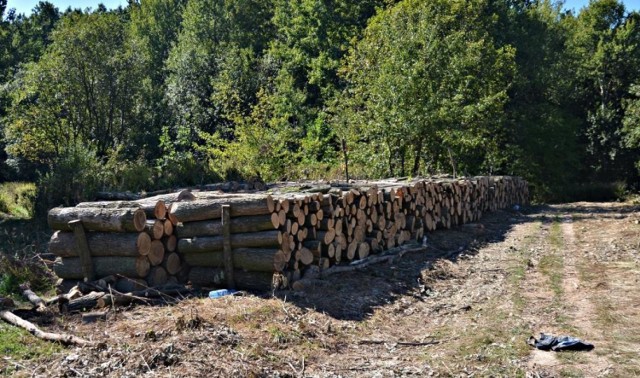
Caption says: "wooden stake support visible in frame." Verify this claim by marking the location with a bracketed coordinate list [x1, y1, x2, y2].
[69, 219, 94, 281]
[222, 205, 236, 289]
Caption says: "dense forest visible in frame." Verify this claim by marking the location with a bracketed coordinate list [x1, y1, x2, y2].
[0, 0, 639, 209]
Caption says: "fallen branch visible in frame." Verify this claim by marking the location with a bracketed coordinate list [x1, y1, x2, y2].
[293, 243, 424, 290]
[0, 310, 92, 346]
[322, 243, 422, 277]
[61, 291, 105, 313]
[19, 283, 47, 312]
[293, 242, 468, 291]
[358, 339, 440, 347]
[95, 285, 193, 309]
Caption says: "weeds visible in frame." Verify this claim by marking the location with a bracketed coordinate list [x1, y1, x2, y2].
[0, 254, 56, 297]
[0, 183, 36, 219]
[0, 322, 62, 375]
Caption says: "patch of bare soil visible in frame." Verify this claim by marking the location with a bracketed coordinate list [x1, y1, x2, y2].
[6, 201, 640, 377]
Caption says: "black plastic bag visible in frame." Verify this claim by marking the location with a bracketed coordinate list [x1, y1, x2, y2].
[528, 333, 594, 351]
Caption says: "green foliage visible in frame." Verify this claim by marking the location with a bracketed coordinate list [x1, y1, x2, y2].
[339, 0, 515, 177]
[5, 9, 145, 164]
[0, 321, 62, 369]
[1, 0, 640, 209]
[546, 181, 627, 203]
[0, 252, 55, 297]
[36, 142, 101, 209]
[623, 84, 640, 172]
[567, 0, 640, 182]
[0, 182, 36, 218]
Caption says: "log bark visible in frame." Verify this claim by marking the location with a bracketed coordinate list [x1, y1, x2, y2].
[49, 231, 145, 258]
[169, 196, 271, 223]
[53, 256, 150, 279]
[174, 214, 278, 238]
[188, 267, 274, 291]
[0, 310, 92, 346]
[69, 220, 94, 281]
[177, 230, 281, 254]
[19, 284, 46, 312]
[49, 207, 146, 233]
[221, 205, 235, 289]
[183, 248, 282, 272]
[62, 291, 104, 313]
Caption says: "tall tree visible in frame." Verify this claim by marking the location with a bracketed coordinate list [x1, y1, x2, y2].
[339, 0, 515, 177]
[486, 0, 583, 199]
[4, 11, 144, 164]
[165, 0, 274, 148]
[128, 0, 186, 158]
[568, 0, 640, 184]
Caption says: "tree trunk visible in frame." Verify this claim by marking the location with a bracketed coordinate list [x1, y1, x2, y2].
[183, 248, 282, 272]
[177, 230, 281, 254]
[169, 196, 271, 223]
[19, 284, 46, 312]
[412, 139, 423, 176]
[62, 291, 104, 313]
[48, 231, 146, 258]
[53, 256, 150, 279]
[48, 207, 146, 233]
[175, 214, 277, 238]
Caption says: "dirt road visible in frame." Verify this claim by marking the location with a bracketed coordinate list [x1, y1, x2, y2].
[6, 202, 640, 377]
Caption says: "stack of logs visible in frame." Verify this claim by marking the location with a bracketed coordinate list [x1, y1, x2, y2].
[48, 176, 528, 292]
[49, 198, 185, 292]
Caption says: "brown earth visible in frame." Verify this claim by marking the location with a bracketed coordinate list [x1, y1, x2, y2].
[3, 201, 640, 377]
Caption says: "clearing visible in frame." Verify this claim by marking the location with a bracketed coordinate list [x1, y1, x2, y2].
[2, 201, 639, 377]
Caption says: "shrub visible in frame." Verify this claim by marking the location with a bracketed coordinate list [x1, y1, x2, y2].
[0, 255, 55, 297]
[36, 143, 102, 213]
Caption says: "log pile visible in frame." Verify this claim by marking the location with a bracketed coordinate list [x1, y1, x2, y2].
[49, 197, 185, 290]
[48, 176, 528, 292]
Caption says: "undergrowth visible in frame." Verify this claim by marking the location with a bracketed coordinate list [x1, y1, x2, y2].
[0, 322, 62, 375]
[0, 183, 36, 219]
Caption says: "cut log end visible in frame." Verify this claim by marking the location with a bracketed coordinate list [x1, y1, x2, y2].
[133, 209, 147, 232]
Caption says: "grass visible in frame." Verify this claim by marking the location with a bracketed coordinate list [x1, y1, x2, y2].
[0, 322, 62, 375]
[0, 182, 55, 298]
[0, 183, 36, 219]
[509, 221, 542, 312]
[539, 219, 564, 299]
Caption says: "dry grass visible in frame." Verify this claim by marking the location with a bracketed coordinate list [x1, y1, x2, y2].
[4, 202, 640, 377]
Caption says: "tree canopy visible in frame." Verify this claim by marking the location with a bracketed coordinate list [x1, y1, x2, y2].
[0, 0, 639, 206]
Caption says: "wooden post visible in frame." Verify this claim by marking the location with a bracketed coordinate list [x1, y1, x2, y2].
[68, 220, 94, 281]
[221, 205, 236, 289]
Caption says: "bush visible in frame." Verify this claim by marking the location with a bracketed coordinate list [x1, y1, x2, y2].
[542, 181, 627, 203]
[0, 255, 55, 297]
[0, 183, 36, 218]
[36, 144, 102, 213]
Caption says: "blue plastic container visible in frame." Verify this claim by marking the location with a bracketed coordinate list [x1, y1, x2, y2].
[209, 289, 237, 299]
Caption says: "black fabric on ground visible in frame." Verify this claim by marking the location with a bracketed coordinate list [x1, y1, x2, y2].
[528, 333, 594, 351]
